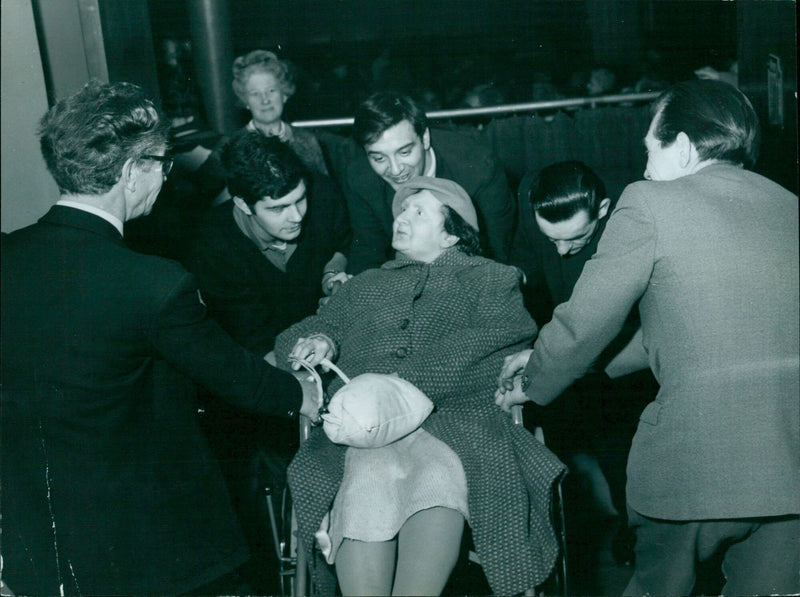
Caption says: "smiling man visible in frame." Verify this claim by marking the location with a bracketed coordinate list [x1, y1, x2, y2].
[342, 92, 515, 273]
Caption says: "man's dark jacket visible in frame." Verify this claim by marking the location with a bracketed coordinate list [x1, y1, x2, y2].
[182, 173, 351, 354]
[510, 173, 617, 325]
[509, 177, 640, 366]
[508, 176, 643, 458]
[1, 206, 301, 595]
[343, 127, 514, 273]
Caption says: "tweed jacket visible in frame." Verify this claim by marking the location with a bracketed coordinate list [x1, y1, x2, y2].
[274, 249, 566, 594]
[1, 206, 303, 595]
[342, 127, 515, 273]
[182, 173, 351, 354]
[522, 164, 800, 520]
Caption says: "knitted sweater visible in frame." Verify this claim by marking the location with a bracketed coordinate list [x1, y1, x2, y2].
[274, 249, 566, 594]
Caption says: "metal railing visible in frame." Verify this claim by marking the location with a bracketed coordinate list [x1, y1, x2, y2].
[291, 91, 661, 129]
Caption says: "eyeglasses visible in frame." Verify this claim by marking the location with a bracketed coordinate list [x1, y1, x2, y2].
[142, 154, 173, 176]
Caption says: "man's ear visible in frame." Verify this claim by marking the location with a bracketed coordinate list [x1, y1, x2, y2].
[122, 158, 137, 192]
[422, 127, 431, 150]
[597, 197, 612, 220]
[232, 196, 253, 216]
[676, 131, 693, 169]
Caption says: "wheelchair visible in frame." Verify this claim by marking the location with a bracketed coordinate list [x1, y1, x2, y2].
[262, 405, 568, 597]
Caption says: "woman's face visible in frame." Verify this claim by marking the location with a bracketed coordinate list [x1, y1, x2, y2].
[243, 71, 287, 126]
[392, 191, 457, 263]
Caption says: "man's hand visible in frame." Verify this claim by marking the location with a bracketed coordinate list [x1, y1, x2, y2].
[296, 373, 323, 422]
[496, 349, 533, 392]
[494, 374, 529, 412]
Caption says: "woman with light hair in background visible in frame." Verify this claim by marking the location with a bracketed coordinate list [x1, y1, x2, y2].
[196, 50, 331, 209]
[231, 49, 329, 175]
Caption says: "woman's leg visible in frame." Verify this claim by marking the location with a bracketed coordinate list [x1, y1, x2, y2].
[335, 538, 396, 596]
[392, 507, 465, 596]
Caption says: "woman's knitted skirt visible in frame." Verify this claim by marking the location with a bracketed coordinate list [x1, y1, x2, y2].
[316, 428, 469, 563]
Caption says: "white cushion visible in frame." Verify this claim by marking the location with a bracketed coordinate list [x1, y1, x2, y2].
[322, 373, 434, 448]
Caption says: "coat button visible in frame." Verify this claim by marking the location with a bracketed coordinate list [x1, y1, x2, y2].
[395, 347, 408, 358]
[400, 318, 410, 330]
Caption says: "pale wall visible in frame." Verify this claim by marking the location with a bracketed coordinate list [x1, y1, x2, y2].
[1, 0, 59, 233]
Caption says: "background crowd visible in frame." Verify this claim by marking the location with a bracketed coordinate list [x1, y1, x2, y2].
[155, 33, 738, 128]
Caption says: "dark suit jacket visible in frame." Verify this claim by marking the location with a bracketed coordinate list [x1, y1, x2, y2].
[523, 164, 800, 520]
[343, 127, 514, 273]
[509, 184, 638, 362]
[509, 171, 617, 322]
[1, 206, 302, 595]
[182, 173, 351, 354]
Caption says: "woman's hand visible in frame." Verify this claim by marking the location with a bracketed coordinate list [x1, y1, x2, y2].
[322, 271, 352, 296]
[288, 333, 336, 370]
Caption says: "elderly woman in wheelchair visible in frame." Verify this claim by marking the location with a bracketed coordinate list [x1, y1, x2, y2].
[275, 177, 565, 595]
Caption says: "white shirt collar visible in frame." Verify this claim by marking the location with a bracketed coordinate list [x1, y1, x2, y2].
[56, 200, 124, 236]
[246, 119, 286, 138]
[424, 146, 436, 177]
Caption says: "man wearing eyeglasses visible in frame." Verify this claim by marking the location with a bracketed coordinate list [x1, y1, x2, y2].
[1, 81, 321, 595]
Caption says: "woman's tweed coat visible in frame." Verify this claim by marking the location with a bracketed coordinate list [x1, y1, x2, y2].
[274, 249, 567, 594]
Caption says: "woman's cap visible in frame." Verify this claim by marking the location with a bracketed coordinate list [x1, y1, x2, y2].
[392, 176, 479, 231]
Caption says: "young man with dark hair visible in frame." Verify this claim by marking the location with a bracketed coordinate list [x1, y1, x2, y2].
[183, 131, 351, 351]
[510, 161, 653, 569]
[343, 91, 515, 273]
[511, 161, 613, 318]
[180, 131, 351, 591]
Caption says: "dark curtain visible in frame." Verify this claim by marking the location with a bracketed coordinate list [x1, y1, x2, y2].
[483, 104, 652, 200]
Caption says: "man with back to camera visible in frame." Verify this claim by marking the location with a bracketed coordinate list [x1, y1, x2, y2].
[0, 81, 321, 596]
[342, 91, 515, 273]
[496, 79, 799, 595]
